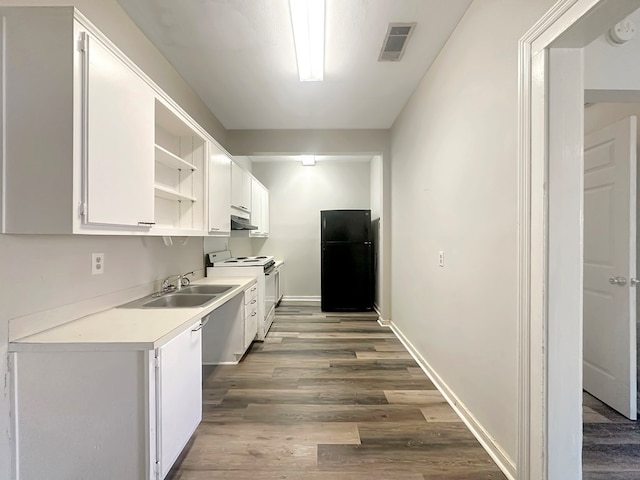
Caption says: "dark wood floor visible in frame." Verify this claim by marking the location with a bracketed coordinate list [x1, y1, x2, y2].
[583, 393, 640, 479]
[582, 328, 640, 480]
[167, 304, 506, 479]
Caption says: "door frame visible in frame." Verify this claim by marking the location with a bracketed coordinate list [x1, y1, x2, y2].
[517, 0, 640, 478]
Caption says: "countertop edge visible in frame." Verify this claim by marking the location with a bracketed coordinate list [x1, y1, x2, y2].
[9, 277, 257, 352]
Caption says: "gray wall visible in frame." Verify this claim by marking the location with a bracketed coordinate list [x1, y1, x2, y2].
[250, 161, 371, 300]
[0, 1, 228, 478]
[389, 0, 556, 465]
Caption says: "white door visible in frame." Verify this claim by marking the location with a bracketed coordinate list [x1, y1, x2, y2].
[583, 115, 637, 420]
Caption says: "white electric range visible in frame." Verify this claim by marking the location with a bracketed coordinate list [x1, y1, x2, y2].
[206, 251, 276, 340]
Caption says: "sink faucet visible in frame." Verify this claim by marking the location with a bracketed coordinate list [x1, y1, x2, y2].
[160, 271, 194, 293]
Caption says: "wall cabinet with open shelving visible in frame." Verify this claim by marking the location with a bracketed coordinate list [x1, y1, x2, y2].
[152, 101, 206, 235]
[0, 6, 267, 239]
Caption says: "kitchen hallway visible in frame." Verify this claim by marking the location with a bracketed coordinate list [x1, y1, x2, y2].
[167, 305, 506, 479]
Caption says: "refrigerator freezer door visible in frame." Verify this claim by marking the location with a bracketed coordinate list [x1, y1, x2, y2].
[321, 243, 374, 311]
[321, 210, 371, 243]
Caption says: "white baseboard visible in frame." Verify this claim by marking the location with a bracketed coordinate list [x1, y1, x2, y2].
[374, 304, 391, 326]
[280, 296, 321, 304]
[389, 321, 516, 480]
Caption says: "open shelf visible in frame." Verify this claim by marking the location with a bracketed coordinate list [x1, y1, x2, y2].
[154, 185, 197, 203]
[155, 144, 197, 172]
[153, 98, 205, 232]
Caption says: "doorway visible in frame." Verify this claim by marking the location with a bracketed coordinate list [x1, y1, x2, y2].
[582, 106, 640, 476]
[517, 0, 640, 478]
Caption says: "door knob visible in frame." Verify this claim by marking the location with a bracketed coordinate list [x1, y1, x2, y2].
[631, 278, 640, 287]
[609, 276, 628, 286]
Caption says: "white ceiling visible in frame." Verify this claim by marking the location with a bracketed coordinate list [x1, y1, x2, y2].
[116, 0, 472, 130]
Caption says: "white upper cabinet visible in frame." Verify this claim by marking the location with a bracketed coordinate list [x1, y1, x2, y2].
[0, 8, 157, 234]
[250, 179, 269, 237]
[0, 7, 210, 236]
[83, 31, 155, 228]
[208, 144, 232, 236]
[231, 162, 252, 215]
[262, 185, 270, 236]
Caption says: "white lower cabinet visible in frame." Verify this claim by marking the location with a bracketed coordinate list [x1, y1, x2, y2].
[11, 320, 203, 480]
[156, 323, 203, 478]
[244, 284, 259, 349]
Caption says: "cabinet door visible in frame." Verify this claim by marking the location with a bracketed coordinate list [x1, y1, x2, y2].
[82, 32, 155, 227]
[262, 186, 270, 235]
[209, 145, 231, 235]
[250, 181, 269, 237]
[241, 169, 252, 211]
[157, 323, 202, 478]
[250, 179, 263, 235]
[244, 304, 258, 349]
[231, 162, 251, 213]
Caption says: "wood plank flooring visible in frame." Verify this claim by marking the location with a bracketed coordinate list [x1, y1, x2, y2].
[582, 327, 640, 479]
[167, 305, 506, 479]
[583, 392, 640, 479]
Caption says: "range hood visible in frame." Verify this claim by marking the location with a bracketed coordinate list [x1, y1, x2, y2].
[230, 215, 258, 230]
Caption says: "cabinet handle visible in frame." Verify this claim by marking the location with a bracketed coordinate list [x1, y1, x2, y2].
[210, 227, 220, 231]
[138, 221, 156, 226]
[251, 299, 257, 304]
[250, 286, 257, 292]
[192, 323, 204, 332]
[251, 312, 257, 316]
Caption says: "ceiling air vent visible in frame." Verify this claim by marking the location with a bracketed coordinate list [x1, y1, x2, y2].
[378, 23, 416, 62]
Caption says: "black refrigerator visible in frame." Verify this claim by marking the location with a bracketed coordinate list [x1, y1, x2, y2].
[321, 209, 374, 311]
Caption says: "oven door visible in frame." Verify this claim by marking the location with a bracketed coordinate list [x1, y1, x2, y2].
[264, 269, 276, 326]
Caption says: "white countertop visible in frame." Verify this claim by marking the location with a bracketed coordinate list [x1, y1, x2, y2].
[9, 276, 257, 353]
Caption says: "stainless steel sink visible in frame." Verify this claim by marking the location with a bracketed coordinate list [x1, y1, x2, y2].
[142, 294, 217, 308]
[118, 291, 220, 309]
[178, 285, 235, 295]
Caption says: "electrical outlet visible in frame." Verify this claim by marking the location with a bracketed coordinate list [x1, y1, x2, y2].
[439, 251, 445, 267]
[92, 253, 105, 275]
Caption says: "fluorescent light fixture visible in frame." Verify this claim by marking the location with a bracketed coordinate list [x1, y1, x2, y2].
[289, 0, 325, 81]
[301, 155, 316, 166]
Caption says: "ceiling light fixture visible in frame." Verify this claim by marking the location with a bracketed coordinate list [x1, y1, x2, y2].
[301, 155, 316, 166]
[289, 0, 325, 81]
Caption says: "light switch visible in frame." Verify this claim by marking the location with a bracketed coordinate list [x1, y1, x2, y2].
[439, 251, 445, 267]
